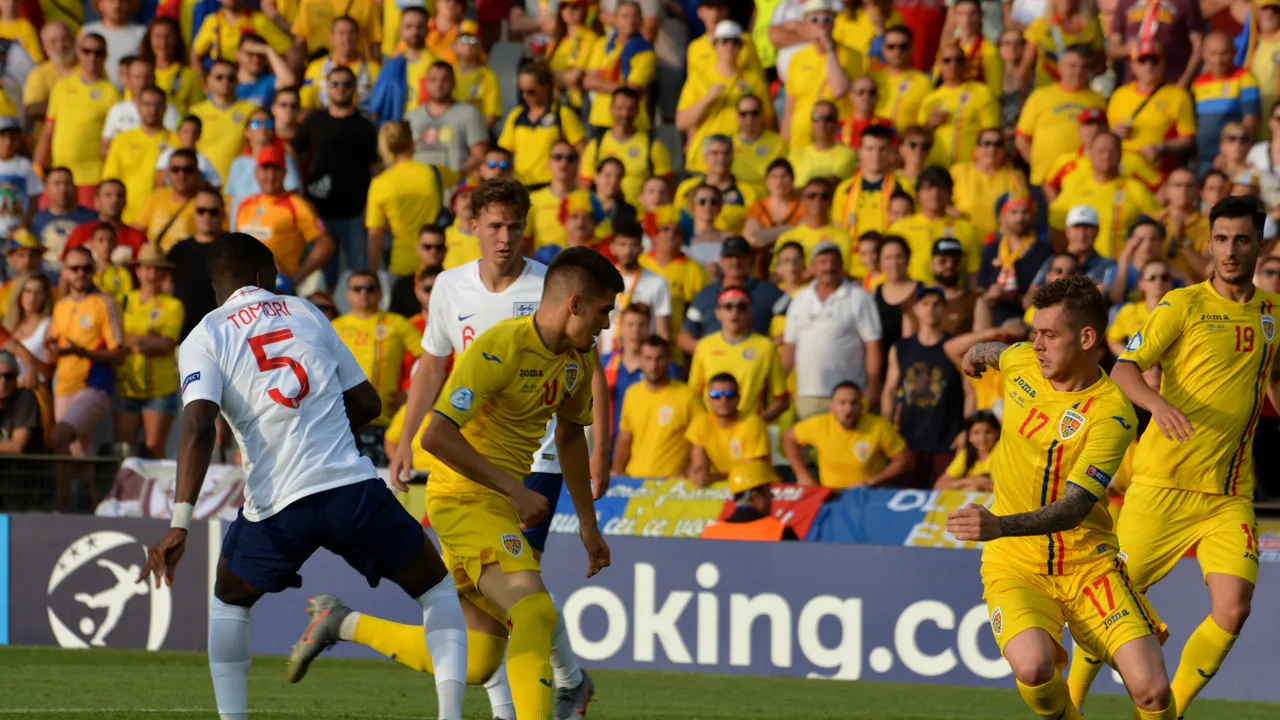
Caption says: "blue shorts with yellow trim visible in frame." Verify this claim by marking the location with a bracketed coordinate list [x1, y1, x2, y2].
[1117, 484, 1259, 590]
[521, 472, 564, 553]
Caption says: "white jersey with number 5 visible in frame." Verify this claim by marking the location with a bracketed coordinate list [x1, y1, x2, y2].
[422, 259, 563, 473]
[179, 286, 377, 522]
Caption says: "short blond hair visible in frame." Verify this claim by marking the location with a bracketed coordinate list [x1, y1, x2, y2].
[378, 121, 414, 164]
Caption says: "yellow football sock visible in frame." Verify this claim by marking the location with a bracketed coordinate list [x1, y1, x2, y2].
[505, 592, 557, 720]
[1171, 615, 1237, 716]
[352, 615, 507, 683]
[1066, 648, 1105, 710]
[1016, 675, 1084, 720]
[1133, 704, 1177, 719]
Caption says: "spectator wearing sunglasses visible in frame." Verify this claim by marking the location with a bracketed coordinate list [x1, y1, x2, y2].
[953, 128, 1030, 242]
[783, 0, 859, 153]
[526, 141, 587, 251]
[841, 75, 893, 151]
[1107, 41, 1195, 186]
[407, 61, 488, 177]
[581, 87, 673, 205]
[789, 100, 855, 187]
[1106, 258, 1176, 359]
[497, 61, 587, 187]
[871, 25, 930, 131]
[942, 0, 1000, 99]
[731, 94, 786, 187]
[674, 135, 762, 236]
[478, 147, 515, 181]
[676, 20, 771, 176]
[776, 178, 852, 271]
[783, 380, 912, 488]
[136, 149, 203, 250]
[166, 188, 225, 341]
[34, 33, 120, 208]
[226, 108, 301, 228]
[1191, 32, 1259, 176]
[450, 20, 501, 129]
[689, 287, 789, 421]
[388, 226, 446, 317]
[684, 372, 771, 487]
[919, 42, 999, 168]
[154, 116, 224, 189]
[301, 17, 381, 113]
[895, 125, 932, 185]
[188, 59, 259, 182]
[0, 349, 43, 454]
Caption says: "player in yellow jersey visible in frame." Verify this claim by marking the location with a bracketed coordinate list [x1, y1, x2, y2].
[1065, 196, 1279, 718]
[947, 274, 1174, 720]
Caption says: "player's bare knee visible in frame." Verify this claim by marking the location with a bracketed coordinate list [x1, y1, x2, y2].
[214, 562, 262, 608]
[1212, 598, 1251, 634]
[1129, 677, 1172, 711]
[1007, 653, 1057, 686]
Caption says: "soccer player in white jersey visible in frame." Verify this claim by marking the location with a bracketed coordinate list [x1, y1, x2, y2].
[136, 233, 471, 720]
[287, 179, 608, 720]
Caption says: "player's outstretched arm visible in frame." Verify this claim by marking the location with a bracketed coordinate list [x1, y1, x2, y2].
[946, 484, 1097, 542]
[556, 417, 610, 578]
[137, 399, 219, 589]
[389, 352, 450, 490]
[421, 412, 550, 525]
[960, 341, 1009, 379]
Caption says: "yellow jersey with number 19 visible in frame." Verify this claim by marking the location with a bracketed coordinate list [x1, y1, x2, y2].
[1117, 282, 1280, 498]
[984, 343, 1137, 576]
[431, 316, 595, 498]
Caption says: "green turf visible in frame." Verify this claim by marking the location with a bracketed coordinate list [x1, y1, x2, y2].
[0, 646, 1276, 719]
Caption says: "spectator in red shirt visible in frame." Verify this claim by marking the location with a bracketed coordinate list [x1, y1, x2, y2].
[897, 0, 948, 71]
[842, 76, 894, 148]
[61, 180, 147, 261]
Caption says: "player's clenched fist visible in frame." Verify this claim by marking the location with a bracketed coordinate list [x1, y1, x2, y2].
[581, 526, 611, 578]
[514, 487, 551, 529]
[947, 503, 1002, 542]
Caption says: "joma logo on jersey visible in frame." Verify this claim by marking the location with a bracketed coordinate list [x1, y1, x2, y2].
[1200, 313, 1230, 322]
[519, 369, 544, 378]
[1102, 608, 1130, 630]
[1059, 409, 1086, 440]
[1012, 376, 1037, 398]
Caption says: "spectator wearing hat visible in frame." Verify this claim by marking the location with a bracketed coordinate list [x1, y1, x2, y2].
[102, 85, 177, 226]
[789, 100, 856, 187]
[584, 1, 656, 137]
[29, 167, 95, 270]
[930, 237, 988, 335]
[1108, 0, 1202, 88]
[689, 286, 789, 420]
[1048, 131, 1159, 258]
[166, 188, 225, 341]
[1031, 204, 1117, 293]
[832, 125, 915, 277]
[776, 178, 853, 271]
[1018, 1, 1104, 90]
[0, 115, 40, 238]
[237, 145, 335, 287]
[0, 230, 45, 309]
[731, 94, 787, 187]
[366, 120, 445, 278]
[783, 0, 860, 153]
[952, 127, 1030, 242]
[1014, 45, 1105, 197]
[640, 205, 711, 355]
[688, 1, 764, 79]
[0, 349, 43, 454]
[919, 42, 999, 168]
[680, 236, 789, 356]
[677, 19, 772, 175]
[291, 0, 380, 61]
[450, 20, 501, 128]
[582, 87, 673, 205]
[1107, 40, 1195, 184]
[782, 240, 883, 419]
[135, 149, 202, 251]
[613, 334, 701, 478]
[300, 17, 382, 113]
[700, 459, 794, 540]
[1042, 107, 1160, 201]
[871, 25, 931, 130]
[1156, 167, 1211, 281]
[675, 135, 763, 236]
[226, 108, 303, 227]
[598, 218, 672, 355]
[113, 243, 182, 460]
[883, 284, 969, 486]
[887, 167, 979, 282]
[188, 59, 259, 182]
[406, 61, 488, 178]
[977, 197, 1052, 325]
[1192, 31, 1260, 176]
[783, 380, 913, 488]
[685, 372, 773, 487]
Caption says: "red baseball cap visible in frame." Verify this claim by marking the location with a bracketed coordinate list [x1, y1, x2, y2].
[257, 145, 286, 168]
[1131, 39, 1162, 61]
[1077, 108, 1107, 126]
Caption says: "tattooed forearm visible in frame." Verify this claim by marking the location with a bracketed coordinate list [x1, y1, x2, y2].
[967, 342, 1009, 371]
[997, 484, 1098, 537]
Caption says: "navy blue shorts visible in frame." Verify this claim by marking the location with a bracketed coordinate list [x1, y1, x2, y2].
[221, 478, 426, 594]
[521, 472, 564, 552]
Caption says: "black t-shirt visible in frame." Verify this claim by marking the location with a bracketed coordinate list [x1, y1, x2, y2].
[167, 238, 216, 341]
[0, 388, 44, 453]
[292, 111, 379, 219]
[387, 274, 420, 318]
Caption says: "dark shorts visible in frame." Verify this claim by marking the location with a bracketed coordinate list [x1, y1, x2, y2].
[221, 478, 425, 594]
[521, 472, 564, 552]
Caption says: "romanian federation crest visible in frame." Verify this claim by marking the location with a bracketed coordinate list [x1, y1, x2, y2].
[563, 361, 580, 392]
[1059, 409, 1086, 440]
[853, 440, 871, 463]
[990, 607, 1003, 637]
[1263, 314, 1275, 343]
[657, 405, 673, 426]
[500, 533, 524, 557]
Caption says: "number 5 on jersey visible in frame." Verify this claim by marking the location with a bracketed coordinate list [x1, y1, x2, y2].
[249, 330, 311, 408]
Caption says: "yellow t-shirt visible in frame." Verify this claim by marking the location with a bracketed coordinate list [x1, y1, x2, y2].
[834, 9, 904, 58]
[619, 379, 703, 477]
[496, 105, 588, 187]
[685, 33, 764, 84]
[1119, 283, 1280, 498]
[93, 264, 134, 309]
[116, 290, 184, 399]
[332, 311, 423, 426]
[136, 188, 198, 250]
[1046, 148, 1161, 196]
[443, 225, 480, 270]
[103, 128, 180, 226]
[192, 10, 293, 62]
[984, 342, 1136, 576]
[673, 176, 763, 236]
[683, 412, 771, 474]
[638, 252, 711, 346]
[792, 412, 907, 489]
[917, 81, 1000, 167]
[585, 38, 655, 130]
[687, 332, 787, 418]
[190, 99, 258, 181]
[1252, 33, 1280, 140]
[1015, 83, 1107, 184]
[732, 131, 787, 187]
[49, 292, 123, 398]
[291, 0, 381, 55]
[832, 172, 916, 272]
[526, 187, 571, 249]
[775, 224, 854, 274]
[887, 213, 981, 281]
[1106, 83, 1196, 179]
[403, 50, 438, 115]
[580, 130, 673, 205]
[547, 26, 600, 108]
[676, 64, 772, 173]
[453, 66, 502, 122]
[1023, 16, 1105, 89]
[787, 43, 863, 152]
[788, 143, 857, 187]
[943, 448, 994, 479]
[48, 74, 120, 185]
[365, 160, 443, 276]
[1106, 301, 1151, 346]
[1048, 175, 1159, 258]
[431, 316, 595, 496]
[950, 163, 1030, 242]
[0, 18, 43, 62]
[153, 64, 206, 117]
[872, 67, 932, 130]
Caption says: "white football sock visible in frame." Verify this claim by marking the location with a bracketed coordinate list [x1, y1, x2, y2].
[337, 611, 362, 641]
[484, 657, 515, 720]
[209, 597, 251, 720]
[550, 595, 583, 688]
[415, 575, 467, 720]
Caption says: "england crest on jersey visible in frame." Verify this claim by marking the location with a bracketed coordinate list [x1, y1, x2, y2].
[1262, 314, 1275, 343]
[564, 361, 580, 392]
[1059, 409, 1087, 440]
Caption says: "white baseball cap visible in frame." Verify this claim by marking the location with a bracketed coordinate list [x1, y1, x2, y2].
[1066, 205, 1100, 227]
[712, 20, 743, 41]
[802, 0, 836, 15]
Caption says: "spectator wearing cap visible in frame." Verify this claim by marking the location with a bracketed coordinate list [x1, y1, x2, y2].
[782, 240, 883, 419]
[688, 1, 764, 80]
[1031, 204, 1117, 293]
[226, 107, 303, 228]
[919, 41, 999, 168]
[1042, 107, 1159, 202]
[731, 94, 787, 187]
[887, 167, 979, 283]
[952, 127, 1030, 242]
[977, 197, 1051, 324]
[237, 145, 335, 287]
[366, 120, 445, 278]
[0, 349, 44, 454]
[1018, 2, 1104, 90]
[1107, 41, 1196, 184]
[940, 0, 1000, 99]
[166, 188, 225, 341]
[529, 141, 588, 250]
[450, 20, 500, 129]
[675, 135, 763, 236]
[684, 372, 773, 487]
[612, 333, 699, 478]
[0, 230, 45, 309]
[677, 19, 772, 176]
[883, 284, 969, 486]
[700, 460, 794, 541]
[832, 125, 915, 277]
[189, 60, 259, 182]
[1013, 45, 1104, 196]
[783, 380, 913, 488]
[679, 236, 789, 356]
[689, 285, 789, 421]
[102, 85, 177, 226]
[640, 205, 711, 358]
[114, 243, 182, 459]
[1106, 257, 1175, 359]
[783, 0, 860, 153]
[871, 26, 931, 130]
[29, 168, 95, 270]
[930, 237, 989, 335]
[34, 32, 120, 207]
[789, 100, 856, 187]
[0, 115, 40, 238]
[1049, 131, 1159, 258]
[62, 181, 147, 265]
[190, 0, 292, 71]
[584, 1, 656, 137]
[135, 149, 202, 250]
[1192, 32, 1260, 176]
[599, 219, 673, 355]
[1156, 167, 1211, 281]
[776, 178, 853, 272]
[406, 61, 488, 178]
[1108, 0, 1202, 88]
[582, 87, 673, 205]
[301, 17, 382, 113]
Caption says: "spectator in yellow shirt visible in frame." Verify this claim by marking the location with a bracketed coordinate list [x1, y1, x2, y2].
[777, 178, 854, 271]
[933, 410, 999, 491]
[688, 286, 789, 421]
[188, 60, 257, 181]
[832, 126, 915, 273]
[113, 244, 183, 460]
[1048, 131, 1159, 258]
[0, 0, 42, 62]
[366, 120, 443, 276]
[543, 0, 599, 113]
[300, 16, 382, 112]
[887, 167, 980, 282]
[583, 0, 656, 135]
[675, 19, 772, 174]
[919, 42, 1000, 168]
[1107, 40, 1196, 184]
[140, 18, 206, 117]
[1156, 167, 1211, 281]
[496, 62, 587, 187]
[639, 206, 711, 349]
[291, 0, 381, 60]
[684, 371, 772, 487]
[190, 0, 293, 70]
[943, 0, 1000, 99]
[102, 85, 178, 225]
[872, 26, 931, 130]
[1018, 0, 1104, 89]
[612, 335, 703, 478]
[731, 94, 787, 187]
[674, 135, 763, 236]
[236, 145, 334, 284]
[789, 100, 856, 187]
[952, 127, 1030, 241]
[135, 149, 202, 250]
[23, 21, 77, 134]
[87, 222, 133, 307]
[783, 0, 859, 152]
[35, 32, 120, 205]
[782, 381, 914, 489]
[451, 20, 500, 128]
[686, 0, 763, 80]
[443, 187, 480, 269]
[1013, 46, 1106, 189]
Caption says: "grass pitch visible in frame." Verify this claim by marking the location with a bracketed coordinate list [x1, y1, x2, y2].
[0, 646, 1277, 719]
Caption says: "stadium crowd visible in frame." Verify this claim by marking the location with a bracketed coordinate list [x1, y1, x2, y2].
[3, 0, 1280, 512]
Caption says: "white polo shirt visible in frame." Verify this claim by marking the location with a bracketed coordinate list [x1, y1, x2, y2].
[783, 279, 883, 397]
[597, 267, 672, 355]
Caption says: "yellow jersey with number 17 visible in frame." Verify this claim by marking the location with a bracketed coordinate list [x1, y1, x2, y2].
[432, 316, 595, 498]
[983, 343, 1137, 576]
[1117, 282, 1280, 498]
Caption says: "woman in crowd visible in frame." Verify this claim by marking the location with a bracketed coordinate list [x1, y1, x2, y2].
[444, 185, 480, 269]
[685, 183, 732, 271]
[1109, 217, 1176, 305]
[114, 246, 184, 461]
[934, 411, 1000, 491]
[873, 236, 920, 365]
[772, 241, 809, 298]
[2, 272, 54, 382]
[592, 157, 638, 227]
[497, 61, 587, 187]
[139, 17, 205, 116]
[545, 0, 599, 113]
[365, 121, 444, 278]
[1107, 259, 1177, 360]
[743, 158, 802, 267]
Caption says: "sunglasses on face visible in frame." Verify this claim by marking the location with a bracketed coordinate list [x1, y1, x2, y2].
[978, 139, 1002, 148]
[210, 73, 233, 81]
[906, 141, 932, 150]
[812, 114, 838, 123]
[195, 206, 221, 216]
[804, 191, 832, 200]
[328, 79, 355, 88]
[853, 88, 877, 96]
[486, 159, 511, 169]
[1049, 265, 1073, 275]
[350, 284, 378, 293]
[79, 46, 106, 56]
[708, 389, 738, 399]
[170, 165, 196, 174]
[64, 264, 92, 273]
[941, 56, 964, 65]
[0, 370, 17, 380]
[551, 152, 579, 162]
[421, 243, 446, 251]
[1225, 134, 1250, 144]
[884, 42, 907, 51]
[458, 35, 480, 45]
[695, 197, 721, 206]
[1136, 56, 1159, 65]
[249, 119, 274, 130]
[806, 15, 833, 24]
[718, 302, 749, 312]
[738, 108, 761, 117]
[1144, 273, 1171, 281]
